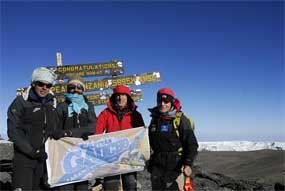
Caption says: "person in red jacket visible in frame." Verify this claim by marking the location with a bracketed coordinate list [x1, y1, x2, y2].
[95, 85, 145, 191]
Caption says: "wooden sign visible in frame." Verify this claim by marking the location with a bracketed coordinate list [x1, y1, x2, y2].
[50, 72, 161, 95]
[49, 61, 124, 79]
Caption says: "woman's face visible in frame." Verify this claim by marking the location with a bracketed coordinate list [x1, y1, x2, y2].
[157, 95, 173, 113]
[116, 94, 128, 108]
[157, 99, 172, 113]
[67, 83, 84, 94]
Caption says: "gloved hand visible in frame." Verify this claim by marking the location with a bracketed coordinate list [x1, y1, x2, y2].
[81, 132, 92, 141]
[52, 130, 72, 140]
[29, 149, 48, 162]
[51, 130, 64, 140]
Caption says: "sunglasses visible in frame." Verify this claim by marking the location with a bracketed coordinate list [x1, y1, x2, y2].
[35, 81, 52, 88]
[67, 83, 84, 91]
[157, 97, 172, 104]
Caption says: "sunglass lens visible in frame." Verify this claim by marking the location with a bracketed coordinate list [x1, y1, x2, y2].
[46, 84, 52, 88]
[164, 98, 171, 103]
[157, 97, 171, 104]
[36, 81, 52, 88]
[37, 82, 44, 87]
[67, 84, 84, 93]
[67, 84, 76, 90]
[76, 84, 84, 90]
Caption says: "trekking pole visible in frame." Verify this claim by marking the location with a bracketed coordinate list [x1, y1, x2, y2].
[183, 176, 194, 191]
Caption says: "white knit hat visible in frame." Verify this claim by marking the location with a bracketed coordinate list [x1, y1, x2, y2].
[32, 67, 57, 85]
[68, 79, 85, 91]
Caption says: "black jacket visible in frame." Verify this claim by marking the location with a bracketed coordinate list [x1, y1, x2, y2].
[7, 87, 58, 165]
[148, 107, 198, 169]
[56, 96, 97, 138]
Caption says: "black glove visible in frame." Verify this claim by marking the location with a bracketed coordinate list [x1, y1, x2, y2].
[81, 132, 92, 141]
[29, 149, 48, 162]
[51, 130, 64, 140]
[52, 130, 72, 140]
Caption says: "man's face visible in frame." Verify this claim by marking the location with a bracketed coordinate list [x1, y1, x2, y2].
[157, 94, 173, 113]
[116, 94, 128, 108]
[33, 81, 52, 97]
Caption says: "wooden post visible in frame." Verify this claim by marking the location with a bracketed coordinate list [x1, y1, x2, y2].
[56, 52, 63, 66]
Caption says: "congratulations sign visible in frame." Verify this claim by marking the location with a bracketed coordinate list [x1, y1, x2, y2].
[45, 127, 150, 187]
[49, 61, 124, 78]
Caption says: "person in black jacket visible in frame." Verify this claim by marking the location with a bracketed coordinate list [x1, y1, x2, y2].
[52, 77, 97, 191]
[7, 67, 58, 191]
[148, 88, 198, 191]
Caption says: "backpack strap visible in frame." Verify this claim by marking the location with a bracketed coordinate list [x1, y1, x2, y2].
[174, 112, 195, 129]
[173, 112, 183, 138]
[173, 112, 196, 156]
[173, 112, 183, 156]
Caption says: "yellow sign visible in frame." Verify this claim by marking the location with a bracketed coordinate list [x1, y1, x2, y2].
[51, 72, 161, 94]
[49, 61, 124, 78]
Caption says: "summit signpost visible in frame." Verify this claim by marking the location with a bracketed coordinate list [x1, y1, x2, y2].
[50, 72, 160, 95]
[17, 53, 161, 106]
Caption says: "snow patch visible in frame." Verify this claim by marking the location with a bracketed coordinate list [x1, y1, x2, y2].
[198, 141, 285, 151]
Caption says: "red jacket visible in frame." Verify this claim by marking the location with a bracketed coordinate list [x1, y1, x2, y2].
[95, 101, 145, 134]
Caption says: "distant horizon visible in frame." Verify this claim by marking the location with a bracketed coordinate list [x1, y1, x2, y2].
[1, 132, 284, 143]
[1, 136, 285, 148]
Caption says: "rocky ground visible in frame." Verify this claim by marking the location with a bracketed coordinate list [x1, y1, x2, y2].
[137, 165, 284, 191]
[137, 150, 285, 191]
[196, 150, 284, 185]
[1, 143, 284, 190]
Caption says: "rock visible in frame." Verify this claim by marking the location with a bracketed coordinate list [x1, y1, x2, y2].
[0, 141, 13, 161]
[0, 141, 13, 190]
[137, 165, 275, 191]
[274, 183, 285, 191]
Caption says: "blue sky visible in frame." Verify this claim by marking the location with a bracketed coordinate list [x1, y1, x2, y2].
[1, 1, 284, 141]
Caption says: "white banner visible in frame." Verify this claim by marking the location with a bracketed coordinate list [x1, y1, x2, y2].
[45, 127, 150, 187]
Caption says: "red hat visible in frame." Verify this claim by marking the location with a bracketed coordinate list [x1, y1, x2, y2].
[113, 85, 131, 96]
[157, 88, 175, 98]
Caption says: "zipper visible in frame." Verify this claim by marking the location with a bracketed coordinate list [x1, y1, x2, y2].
[77, 117, 81, 128]
[119, 119, 123, 130]
[42, 106, 47, 144]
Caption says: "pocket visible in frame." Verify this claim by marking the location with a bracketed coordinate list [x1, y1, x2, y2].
[165, 153, 181, 170]
[153, 152, 181, 170]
